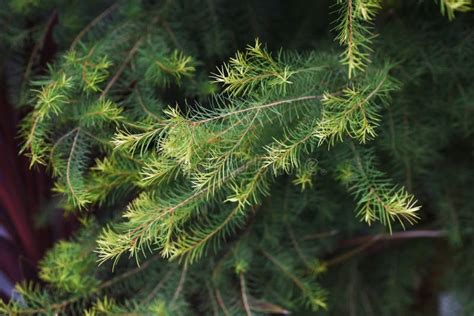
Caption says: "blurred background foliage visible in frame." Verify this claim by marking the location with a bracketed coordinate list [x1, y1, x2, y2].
[0, 0, 473, 315]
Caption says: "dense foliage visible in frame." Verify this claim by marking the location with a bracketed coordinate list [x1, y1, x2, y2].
[1, 0, 473, 315]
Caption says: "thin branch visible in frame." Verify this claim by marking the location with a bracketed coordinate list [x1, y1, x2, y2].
[20, 10, 58, 102]
[301, 230, 339, 241]
[215, 288, 231, 316]
[142, 270, 173, 304]
[283, 182, 312, 270]
[206, 281, 220, 316]
[340, 229, 446, 248]
[49, 127, 80, 164]
[358, 74, 386, 108]
[194, 95, 323, 125]
[22, 114, 43, 167]
[325, 229, 445, 267]
[176, 206, 240, 259]
[136, 88, 162, 121]
[324, 236, 380, 267]
[346, 0, 355, 78]
[287, 224, 313, 271]
[66, 128, 81, 205]
[240, 273, 252, 316]
[162, 20, 181, 49]
[126, 161, 254, 249]
[348, 141, 419, 230]
[195, 109, 260, 194]
[261, 249, 307, 293]
[70, 2, 120, 50]
[100, 37, 144, 98]
[99, 254, 161, 290]
[171, 262, 188, 304]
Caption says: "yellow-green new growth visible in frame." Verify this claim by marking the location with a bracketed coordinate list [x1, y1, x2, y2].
[145, 50, 196, 86]
[212, 39, 294, 96]
[335, 0, 381, 78]
[439, 0, 473, 20]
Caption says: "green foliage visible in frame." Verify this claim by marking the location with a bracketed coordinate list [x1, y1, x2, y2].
[337, 147, 420, 231]
[39, 241, 99, 294]
[2, 0, 474, 315]
[316, 64, 399, 145]
[141, 49, 196, 87]
[439, 0, 473, 20]
[335, 0, 381, 78]
[213, 39, 294, 96]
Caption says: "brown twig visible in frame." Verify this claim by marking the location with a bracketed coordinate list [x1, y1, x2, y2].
[70, 2, 120, 50]
[339, 229, 445, 248]
[171, 261, 188, 304]
[324, 229, 445, 267]
[240, 273, 252, 316]
[142, 270, 173, 304]
[20, 10, 58, 103]
[215, 288, 231, 316]
[100, 38, 144, 98]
